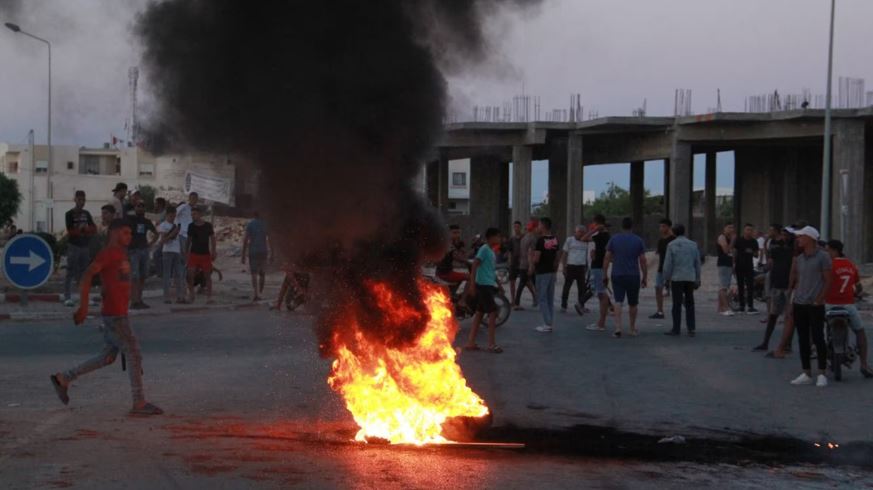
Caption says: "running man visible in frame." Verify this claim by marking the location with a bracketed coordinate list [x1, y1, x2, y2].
[50, 219, 163, 416]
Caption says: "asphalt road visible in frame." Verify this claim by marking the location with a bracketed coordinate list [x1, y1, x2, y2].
[1, 289, 872, 488]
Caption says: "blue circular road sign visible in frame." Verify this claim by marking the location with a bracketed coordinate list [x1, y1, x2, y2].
[2, 234, 55, 290]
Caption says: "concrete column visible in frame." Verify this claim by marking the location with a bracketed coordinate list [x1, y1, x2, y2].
[668, 140, 693, 236]
[629, 161, 644, 233]
[548, 138, 568, 240]
[512, 145, 533, 226]
[470, 156, 504, 236]
[566, 133, 584, 234]
[436, 154, 449, 215]
[663, 159, 671, 216]
[831, 119, 866, 261]
[704, 152, 717, 255]
[498, 160, 510, 234]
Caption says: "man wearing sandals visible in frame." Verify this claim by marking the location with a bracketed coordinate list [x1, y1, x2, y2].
[602, 217, 648, 337]
[464, 228, 504, 353]
[50, 219, 163, 416]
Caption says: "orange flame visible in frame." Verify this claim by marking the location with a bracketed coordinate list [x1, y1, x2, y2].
[327, 279, 489, 445]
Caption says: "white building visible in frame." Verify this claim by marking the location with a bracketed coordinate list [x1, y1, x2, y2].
[0, 142, 243, 234]
[447, 158, 470, 215]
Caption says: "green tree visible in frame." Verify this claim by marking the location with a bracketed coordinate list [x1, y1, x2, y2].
[0, 173, 22, 227]
[583, 182, 664, 220]
[531, 200, 551, 218]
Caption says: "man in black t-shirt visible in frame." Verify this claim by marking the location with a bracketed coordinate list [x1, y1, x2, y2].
[530, 217, 559, 332]
[127, 202, 158, 309]
[754, 227, 794, 350]
[584, 214, 612, 331]
[64, 190, 97, 306]
[733, 223, 760, 313]
[436, 225, 468, 285]
[651, 218, 676, 319]
[185, 206, 216, 303]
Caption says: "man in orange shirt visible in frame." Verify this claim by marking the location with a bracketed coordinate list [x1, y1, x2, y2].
[825, 240, 872, 378]
[50, 219, 164, 415]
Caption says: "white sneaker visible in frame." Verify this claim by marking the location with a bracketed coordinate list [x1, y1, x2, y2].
[535, 325, 553, 333]
[720, 310, 735, 316]
[816, 375, 828, 387]
[63, 299, 75, 307]
[586, 324, 605, 331]
[790, 373, 813, 385]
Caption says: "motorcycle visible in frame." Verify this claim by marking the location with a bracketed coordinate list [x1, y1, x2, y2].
[423, 271, 511, 327]
[825, 307, 858, 381]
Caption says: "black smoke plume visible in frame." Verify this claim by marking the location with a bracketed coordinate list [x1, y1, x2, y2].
[136, 0, 537, 350]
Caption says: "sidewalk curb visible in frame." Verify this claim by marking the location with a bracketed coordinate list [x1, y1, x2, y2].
[0, 289, 166, 304]
[0, 301, 267, 323]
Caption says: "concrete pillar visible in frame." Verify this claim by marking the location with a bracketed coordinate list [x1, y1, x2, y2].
[629, 161, 644, 233]
[548, 138, 568, 240]
[663, 159, 671, 216]
[498, 161, 510, 234]
[831, 119, 867, 261]
[668, 140, 693, 236]
[566, 133, 584, 233]
[436, 154, 450, 215]
[704, 152, 717, 255]
[470, 156, 504, 236]
[512, 145, 533, 226]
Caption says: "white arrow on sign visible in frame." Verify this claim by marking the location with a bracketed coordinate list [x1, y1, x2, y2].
[10, 251, 47, 272]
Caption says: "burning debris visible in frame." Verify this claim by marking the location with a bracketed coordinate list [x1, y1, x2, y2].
[136, 0, 539, 444]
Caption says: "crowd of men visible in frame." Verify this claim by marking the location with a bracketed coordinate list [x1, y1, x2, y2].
[441, 214, 869, 388]
[47, 184, 271, 416]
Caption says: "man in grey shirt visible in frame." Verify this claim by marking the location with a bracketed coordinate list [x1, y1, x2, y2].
[788, 226, 832, 387]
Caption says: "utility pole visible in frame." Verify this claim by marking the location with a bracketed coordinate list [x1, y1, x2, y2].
[820, 0, 835, 239]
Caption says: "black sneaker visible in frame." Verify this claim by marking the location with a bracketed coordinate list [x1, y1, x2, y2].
[687, 331, 696, 337]
[752, 344, 768, 351]
[664, 331, 680, 336]
[650, 312, 665, 319]
[746, 308, 759, 315]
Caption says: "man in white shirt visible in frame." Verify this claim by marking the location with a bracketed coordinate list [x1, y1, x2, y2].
[560, 225, 589, 315]
[174, 192, 198, 267]
[156, 206, 185, 303]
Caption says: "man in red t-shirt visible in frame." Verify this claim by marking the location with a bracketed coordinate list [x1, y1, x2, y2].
[50, 219, 164, 415]
[825, 239, 872, 378]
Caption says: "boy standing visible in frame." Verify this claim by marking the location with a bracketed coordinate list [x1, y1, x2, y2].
[50, 219, 163, 416]
[157, 206, 185, 303]
[464, 227, 503, 353]
[185, 206, 216, 303]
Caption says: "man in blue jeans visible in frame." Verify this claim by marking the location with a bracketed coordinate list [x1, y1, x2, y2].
[530, 217, 560, 333]
[602, 217, 647, 337]
[662, 224, 701, 337]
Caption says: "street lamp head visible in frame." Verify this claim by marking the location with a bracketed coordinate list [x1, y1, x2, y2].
[4, 22, 21, 32]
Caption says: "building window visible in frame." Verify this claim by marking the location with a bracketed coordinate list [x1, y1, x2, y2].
[138, 163, 155, 177]
[7, 161, 18, 173]
[451, 172, 466, 186]
[79, 155, 100, 175]
[115, 160, 121, 175]
[67, 161, 74, 170]
[35, 160, 48, 174]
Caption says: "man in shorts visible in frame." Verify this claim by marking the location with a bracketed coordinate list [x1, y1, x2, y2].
[185, 206, 216, 303]
[716, 224, 736, 315]
[584, 214, 611, 331]
[754, 227, 793, 351]
[824, 240, 872, 378]
[50, 219, 163, 416]
[242, 211, 271, 302]
[464, 227, 504, 353]
[602, 217, 647, 337]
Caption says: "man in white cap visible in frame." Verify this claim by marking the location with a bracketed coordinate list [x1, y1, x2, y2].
[787, 225, 832, 387]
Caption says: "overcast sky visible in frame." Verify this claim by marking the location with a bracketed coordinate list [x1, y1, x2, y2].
[2, 0, 871, 195]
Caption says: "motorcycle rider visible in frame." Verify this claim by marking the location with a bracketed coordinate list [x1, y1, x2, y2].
[824, 240, 873, 378]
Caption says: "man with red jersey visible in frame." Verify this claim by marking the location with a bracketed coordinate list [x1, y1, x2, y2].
[825, 239, 872, 378]
[50, 219, 163, 415]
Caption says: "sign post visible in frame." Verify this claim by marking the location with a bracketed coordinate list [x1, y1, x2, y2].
[2, 234, 55, 306]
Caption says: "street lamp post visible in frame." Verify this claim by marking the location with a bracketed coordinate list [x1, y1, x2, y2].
[819, 0, 835, 240]
[5, 22, 53, 232]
